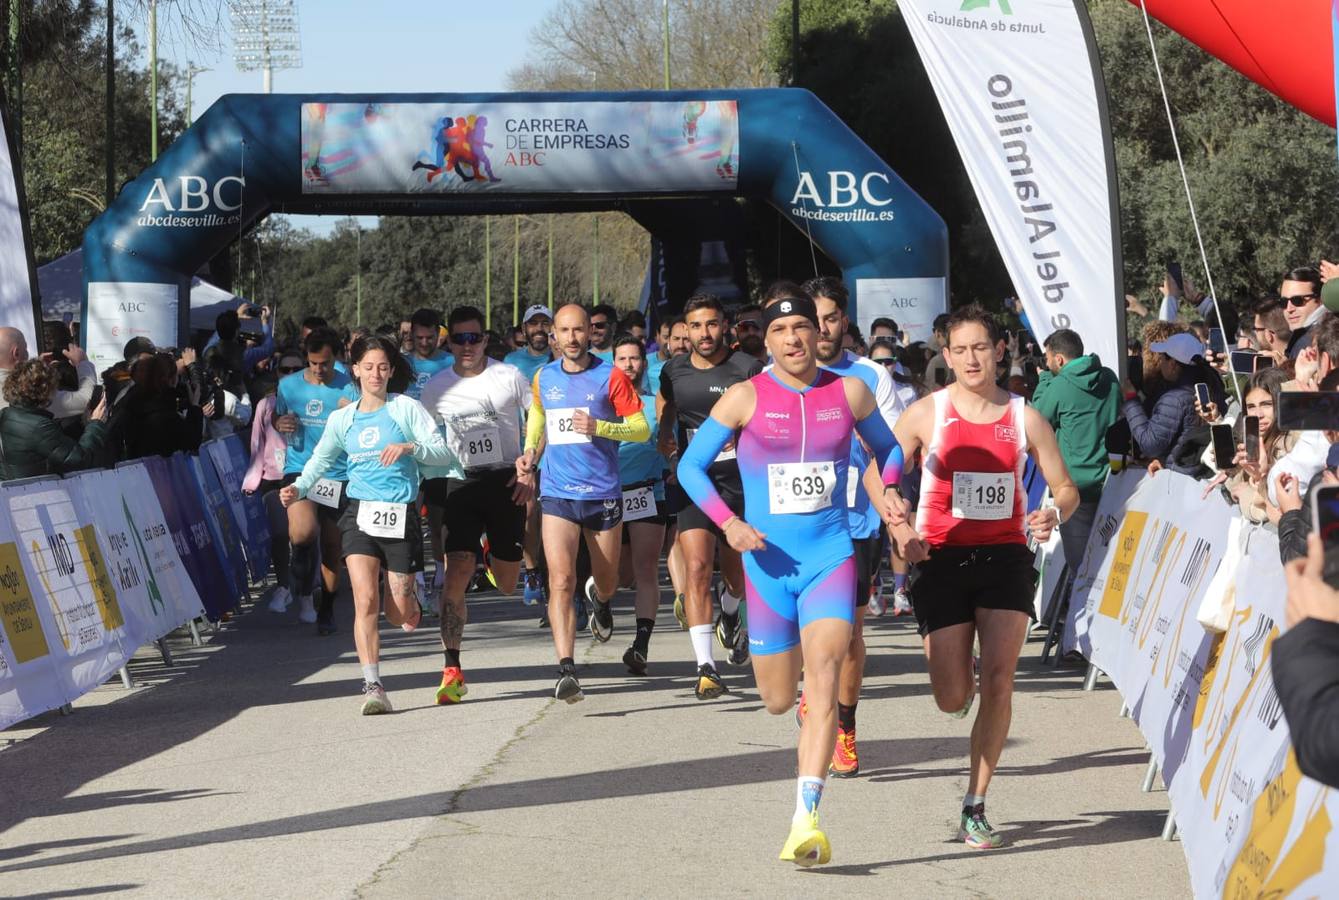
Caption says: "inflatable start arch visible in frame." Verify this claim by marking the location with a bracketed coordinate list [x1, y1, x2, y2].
[82, 89, 948, 365]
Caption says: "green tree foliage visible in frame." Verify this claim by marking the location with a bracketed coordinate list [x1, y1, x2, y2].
[772, 0, 1339, 315]
[11, 0, 187, 263]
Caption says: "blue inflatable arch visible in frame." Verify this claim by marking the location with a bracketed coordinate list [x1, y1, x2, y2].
[82, 88, 947, 364]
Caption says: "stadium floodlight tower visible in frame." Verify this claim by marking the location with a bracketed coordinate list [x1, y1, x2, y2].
[230, 0, 302, 94]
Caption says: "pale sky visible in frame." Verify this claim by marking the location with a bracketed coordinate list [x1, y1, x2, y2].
[130, 0, 551, 234]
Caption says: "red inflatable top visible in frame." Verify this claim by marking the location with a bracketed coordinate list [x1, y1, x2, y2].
[1127, 0, 1336, 127]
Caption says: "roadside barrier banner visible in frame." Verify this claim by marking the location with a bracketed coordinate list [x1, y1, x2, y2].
[205, 436, 271, 582]
[1, 451, 254, 729]
[1064, 470, 1337, 896]
[189, 453, 247, 603]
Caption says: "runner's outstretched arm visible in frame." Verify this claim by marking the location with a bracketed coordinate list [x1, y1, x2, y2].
[291, 408, 347, 499]
[853, 410, 904, 488]
[676, 416, 736, 528]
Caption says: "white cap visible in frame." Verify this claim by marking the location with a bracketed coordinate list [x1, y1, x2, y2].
[1149, 333, 1204, 365]
[522, 304, 553, 324]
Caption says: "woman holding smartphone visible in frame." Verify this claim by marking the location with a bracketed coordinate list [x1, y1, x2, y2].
[280, 334, 459, 716]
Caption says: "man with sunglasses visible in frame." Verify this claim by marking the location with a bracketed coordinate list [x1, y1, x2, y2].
[1251, 297, 1293, 364]
[420, 306, 534, 705]
[732, 303, 767, 364]
[589, 303, 618, 361]
[1281, 266, 1326, 359]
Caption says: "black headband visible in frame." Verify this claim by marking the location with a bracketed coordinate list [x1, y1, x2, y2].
[762, 296, 819, 330]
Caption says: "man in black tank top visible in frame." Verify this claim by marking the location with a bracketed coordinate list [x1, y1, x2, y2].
[658, 294, 763, 697]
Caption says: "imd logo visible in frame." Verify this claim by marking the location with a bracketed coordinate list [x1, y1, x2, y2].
[305, 399, 324, 417]
[357, 426, 381, 449]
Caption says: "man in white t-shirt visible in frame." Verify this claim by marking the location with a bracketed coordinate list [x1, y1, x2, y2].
[419, 305, 533, 706]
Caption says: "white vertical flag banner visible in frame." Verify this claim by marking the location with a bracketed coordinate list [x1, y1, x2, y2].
[0, 103, 41, 353]
[899, 0, 1124, 371]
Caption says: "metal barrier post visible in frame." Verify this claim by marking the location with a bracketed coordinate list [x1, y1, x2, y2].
[118, 666, 134, 689]
[156, 638, 173, 667]
[188, 618, 202, 647]
[1083, 663, 1101, 691]
[1141, 757, 1159, 792]
[1161, 809, 1177, 841]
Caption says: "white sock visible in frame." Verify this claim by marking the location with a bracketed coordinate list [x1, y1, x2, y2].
[963, 792, 985, 809]
[362, 663, 380, 686]
[720, 588, 741, 617]
[795, 776, 825, 822]
[689, 624, 715, 668]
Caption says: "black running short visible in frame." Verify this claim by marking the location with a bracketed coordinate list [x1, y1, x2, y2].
[908, 543, 1037, 637]
[282, 472, 347, 524]
[338, 498, 424, 574]
[667, 475, 744, 540]
[852, 534, 883, 609]
[436, 469, 526, 562]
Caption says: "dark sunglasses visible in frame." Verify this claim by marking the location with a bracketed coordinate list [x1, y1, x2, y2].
[873, 357, 897, 367]
[450, 331, 484, 345]
[1285, 293, 1318, 307]
[590, 320, 610, 330]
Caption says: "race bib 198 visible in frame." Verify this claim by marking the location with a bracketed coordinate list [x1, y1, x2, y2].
[767, 461, 836, 514]
[309, 478, 343, 509]
[357, 500, 408, 539]
[622, 485, 655, 522]
[951, 471, 1015, 521]
[546, 407, 591, 445]
[458, 425, 503, 467]
[687, 427, 736, 463]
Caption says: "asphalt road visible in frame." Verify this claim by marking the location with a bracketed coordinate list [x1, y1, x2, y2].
[1, 579, 1191, 898]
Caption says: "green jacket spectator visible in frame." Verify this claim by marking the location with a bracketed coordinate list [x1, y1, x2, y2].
[1031, 342, 1120, 503]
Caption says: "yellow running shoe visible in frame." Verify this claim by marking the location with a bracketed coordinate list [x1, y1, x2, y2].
[673, 593, 688, 630]
[779, 812, 831, 867]
[435, 666, 468, 705]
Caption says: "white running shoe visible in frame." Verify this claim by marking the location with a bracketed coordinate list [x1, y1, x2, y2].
[867, 586, 886, 617]
[892, 589, 913, 617]
[297, 594, 317, 624]
[267, 587, 293, 614]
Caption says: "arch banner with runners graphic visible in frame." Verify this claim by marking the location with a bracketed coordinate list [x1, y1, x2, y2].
[80, 89, 949, 363]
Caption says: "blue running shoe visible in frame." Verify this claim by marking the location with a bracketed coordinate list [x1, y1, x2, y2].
[523, 570, 543, 607]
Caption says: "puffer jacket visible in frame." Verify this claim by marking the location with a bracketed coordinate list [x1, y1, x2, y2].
[0, 404, 109, 480]
[1121, 370, 1204, 476]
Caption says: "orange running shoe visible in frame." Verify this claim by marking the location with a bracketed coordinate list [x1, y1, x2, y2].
[795, 691, 808, 728]
[830, 727, 859, 778]
[435, 666, 468, 705]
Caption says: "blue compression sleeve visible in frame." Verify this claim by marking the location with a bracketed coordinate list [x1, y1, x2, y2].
[854, 410, 905, 487]
[676, 416, 737, 528]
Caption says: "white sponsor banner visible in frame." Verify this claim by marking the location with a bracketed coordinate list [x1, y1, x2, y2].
[855, 277, 946, 345]
[3, 479, 129, 701]
[1063, 468, 1142, 656]
[86, 281, 179, 370]
[1063, 472, 1339, 894]
[115, 463, 204, 627]
[0, 485, 66, 728]
[899, 0, 1122, 370]
[0, 105, 38, 352]
[301, 101, 739, 195]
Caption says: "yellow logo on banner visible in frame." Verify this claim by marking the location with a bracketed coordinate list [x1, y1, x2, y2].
[1224, 751, 1330, 895]
[1199, 618, 1278, 805]
[75, 525, 123, 631]
[0, 542, 49, 663]
[1098, 511, 1148, 619]
[1136, 528, 1184, 648]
